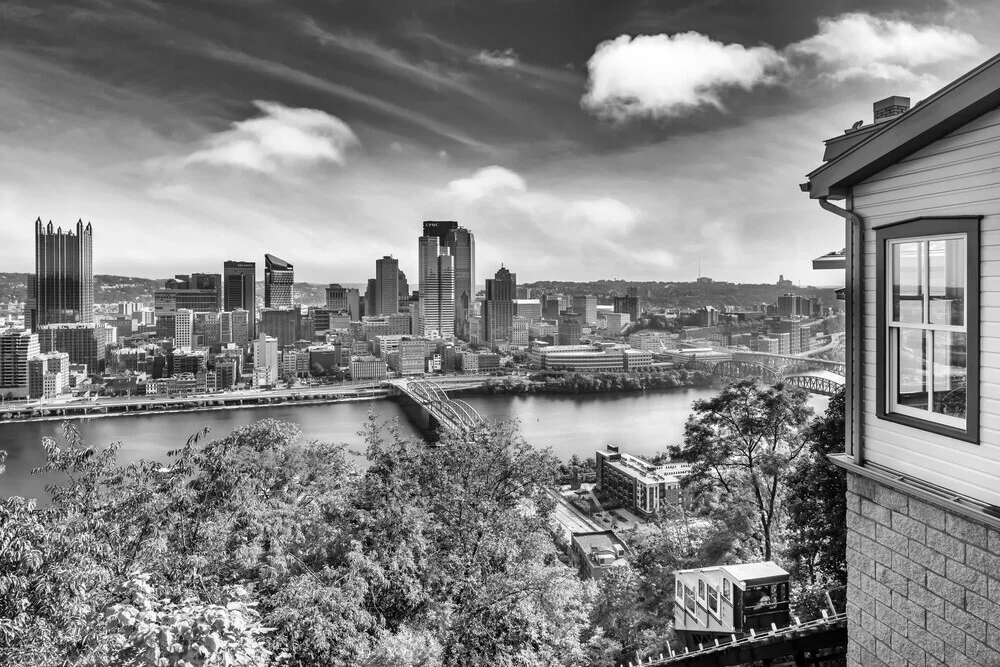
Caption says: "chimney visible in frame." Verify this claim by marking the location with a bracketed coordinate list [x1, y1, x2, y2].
[874, 95, 910, 123]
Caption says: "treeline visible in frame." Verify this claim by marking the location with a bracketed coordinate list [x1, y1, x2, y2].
[476, 369, 714, 395]
[1, 416, 659, 667]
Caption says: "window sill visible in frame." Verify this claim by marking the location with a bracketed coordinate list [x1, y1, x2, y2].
[828, 454, 1000, 529]
[876, 410, 977, 444]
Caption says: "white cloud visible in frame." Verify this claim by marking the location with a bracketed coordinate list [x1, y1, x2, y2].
[184, 101, 359, 173]
[582, 32, 785, 121]
[583, 13, 982, 121]
[566, 197, 639, 233]
[787, 13, 982, 82]
[471, 48, 519, 69]
[446, 165, 526, 200]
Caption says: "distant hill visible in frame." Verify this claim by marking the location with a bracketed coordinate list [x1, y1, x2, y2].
[520, 279, 839, 310]
[0, 273, 332, 308]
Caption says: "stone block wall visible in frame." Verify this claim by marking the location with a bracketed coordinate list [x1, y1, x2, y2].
[845, 472, 1000, 666]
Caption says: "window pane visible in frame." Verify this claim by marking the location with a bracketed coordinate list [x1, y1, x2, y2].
[893, 241, 925, 323]
[928, 238, 965, 326]
[897, 328, 928, 411]
[933, 331, 967, 419]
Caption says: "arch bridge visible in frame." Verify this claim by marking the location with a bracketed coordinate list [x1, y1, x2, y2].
[686, 360, 845, 396]
[732, 351, 845, 376]
[388, 378, 484, 433]
[782, 374, 844, 397]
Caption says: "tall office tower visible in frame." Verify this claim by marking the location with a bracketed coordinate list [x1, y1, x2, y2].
[325, 284, 361, 320]
[0, 330, 40, 398]
[175, 309, 194, 352]
[264, 254, 294, 309]
[418, 234, 455, 338]
[224, 261, 256, 337]
[31, 218, 94, 332]
[422, 220, 458, 241]
[444, 226, 475, 340]
[364, 279, 377, 318]
[572, 295, 598, 325]
[483, 266, 516, 344]
[374, 256, 399, 315]
[398, 270, 409, 304]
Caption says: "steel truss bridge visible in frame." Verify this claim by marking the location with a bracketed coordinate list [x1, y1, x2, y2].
[389, 378, 485, 432]
[688, 359, 844, 397]
[731, 351, 845, 376]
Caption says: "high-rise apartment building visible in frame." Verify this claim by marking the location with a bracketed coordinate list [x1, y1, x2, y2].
[223, 261, 256, 337]
[264, 254, 294, 309]
[31, 218, 94, 332]
[443, 226, 475, 340]
[0, 330, 40, 398]
[175, 309, 195, 352]
[417, 235, 455, 339]
[375, 256, 399, 315]
[484, 266, 516, 344]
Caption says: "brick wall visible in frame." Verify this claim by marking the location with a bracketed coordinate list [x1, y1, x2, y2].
[845, 472, 1000, 666]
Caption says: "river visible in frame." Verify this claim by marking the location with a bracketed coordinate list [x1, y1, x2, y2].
[0, 388, 830, 501]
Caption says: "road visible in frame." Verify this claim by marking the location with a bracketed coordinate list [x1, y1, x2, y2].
[548, 490, 603, 534]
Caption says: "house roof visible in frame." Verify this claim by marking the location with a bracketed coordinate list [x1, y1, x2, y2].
[812, 249, 846, 270]
[803, 53, 1000, 199]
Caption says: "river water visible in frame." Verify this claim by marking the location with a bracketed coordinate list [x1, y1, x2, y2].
[0, 388, 829, 501]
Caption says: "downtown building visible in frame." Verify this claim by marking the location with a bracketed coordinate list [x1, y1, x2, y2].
[264, 254, 294, 309]
[153, 274, 222, 338]
[444, 226, 475, 340]
[0, 330, 40, 398]
[571, 295, 598, 325]
[613, 287, 641, 323]
[374, 256, 399, 315]
[324, 284, 360, 320]
[595, 445, 693, 519]
[223, 261, 256, 338]
[418, 232, 455, 339]
[483, 266, 516, 345]
[30, 218, 94, 332]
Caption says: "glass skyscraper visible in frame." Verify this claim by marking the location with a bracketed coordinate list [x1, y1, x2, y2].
[264, 254, 294, 309]
[31, 218, 93, 332]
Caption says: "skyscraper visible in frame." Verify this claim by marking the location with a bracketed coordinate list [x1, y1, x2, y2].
[572, 295, 598, 325]
[154, 274, 222, 338]
[375, 256, 399, 315]
[264, 254, 294, 309]
[224, 261, 256, 337]
[0, 330, 40, 398]
[444, 226, 475, 340]
[418, 234, 455, 338]
[422, 220, 458, 241]
[613, 287, 640, 323]
[31, 218, 94, 332]
[484, 266, 516, 344]
[325, 284, 360, 320]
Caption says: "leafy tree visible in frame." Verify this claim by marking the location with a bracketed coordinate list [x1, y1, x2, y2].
[670, 379, 813, 561]
[785, 390, 847, 587]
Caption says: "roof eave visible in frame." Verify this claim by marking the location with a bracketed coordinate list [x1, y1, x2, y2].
[804, 53, 1000, 200]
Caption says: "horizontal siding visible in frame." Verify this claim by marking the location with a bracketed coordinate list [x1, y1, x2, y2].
[852, 105, 1000, 507]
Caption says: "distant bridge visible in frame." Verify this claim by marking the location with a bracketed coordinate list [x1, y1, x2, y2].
[783, 375, 844, 397]
[687, 358, 844, 396]
[732, 351, 845, 376]
[387, 378, 485, 433]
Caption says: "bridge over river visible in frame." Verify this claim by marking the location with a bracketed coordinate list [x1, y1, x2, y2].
[386, 377, 488, 433]
[688, 352, 845, 397]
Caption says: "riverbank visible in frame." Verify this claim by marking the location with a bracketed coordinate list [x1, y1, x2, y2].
[0, 389, 389, 424]
[467, 369, 714, 395]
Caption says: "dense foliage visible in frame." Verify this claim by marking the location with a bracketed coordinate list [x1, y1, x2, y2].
[0, 417, 636, 666]
[477, 369, 712, 395]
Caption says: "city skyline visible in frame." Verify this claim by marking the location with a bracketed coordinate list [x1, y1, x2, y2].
[4, 1, 997, 285]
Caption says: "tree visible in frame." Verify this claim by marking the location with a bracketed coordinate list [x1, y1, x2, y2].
[785, 390, 847, 588]
[670, 379, 813, 561]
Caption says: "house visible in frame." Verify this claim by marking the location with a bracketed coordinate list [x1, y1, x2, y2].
[673, 562, 790, 650]
[802, 54, 1000, 667]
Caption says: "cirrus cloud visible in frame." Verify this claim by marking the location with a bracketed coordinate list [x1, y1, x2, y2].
[184, 100, 359, 173]
[470, 48, 520, 69]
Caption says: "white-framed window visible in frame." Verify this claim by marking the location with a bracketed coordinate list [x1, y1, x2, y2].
[876, 217, 979, 444]
[723, 579, 731, 600]
[707, 584, 719, 616]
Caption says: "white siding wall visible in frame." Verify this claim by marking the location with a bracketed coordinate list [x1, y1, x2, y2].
[853, 106, 1000, 507]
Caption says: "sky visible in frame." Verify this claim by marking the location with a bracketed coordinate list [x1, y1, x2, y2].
[2, 0, 998, 287]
